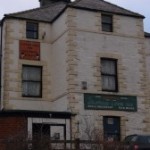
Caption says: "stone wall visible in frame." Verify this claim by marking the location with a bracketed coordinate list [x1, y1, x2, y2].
[2, 19, 52, 111]
[64, 8, 147, 139]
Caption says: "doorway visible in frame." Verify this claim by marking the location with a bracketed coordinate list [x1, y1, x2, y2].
[103, 116, 121, 141]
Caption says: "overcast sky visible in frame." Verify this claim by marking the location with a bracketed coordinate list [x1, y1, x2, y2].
[0, 0, 149, 32]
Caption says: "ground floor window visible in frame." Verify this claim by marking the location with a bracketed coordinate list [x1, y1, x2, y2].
[32, 123, 66, 140]
[27, 118, 70, 141]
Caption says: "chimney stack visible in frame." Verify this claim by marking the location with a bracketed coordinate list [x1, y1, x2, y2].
[39, 0, 71, 7]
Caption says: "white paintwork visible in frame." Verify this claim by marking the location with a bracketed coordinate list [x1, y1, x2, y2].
[28, 117, 71, 140]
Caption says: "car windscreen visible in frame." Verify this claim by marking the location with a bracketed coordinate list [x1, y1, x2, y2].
[124, 135, 137, 143]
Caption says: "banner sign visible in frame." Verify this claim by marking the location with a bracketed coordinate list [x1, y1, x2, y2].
[84, 94, 137, 112]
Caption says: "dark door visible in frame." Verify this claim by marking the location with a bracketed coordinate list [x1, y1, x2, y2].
[103, 116, 120, 141]
[33, 123, 50, 139]
[32, 123, 50, 149]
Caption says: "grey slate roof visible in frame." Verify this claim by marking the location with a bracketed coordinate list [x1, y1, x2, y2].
[5, 1, 67, 23]
[4, 0, 144, 23]
[69, 0, 144, 18]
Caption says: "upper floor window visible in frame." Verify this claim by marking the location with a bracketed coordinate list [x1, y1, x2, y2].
[101, 58, 118, 92]
[22, 65, 42, 97]
[102, 14, 113, 32]
[26, 22, 38, 39]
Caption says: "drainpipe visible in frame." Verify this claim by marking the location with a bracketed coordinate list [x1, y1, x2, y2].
[0, 19, 3, 110]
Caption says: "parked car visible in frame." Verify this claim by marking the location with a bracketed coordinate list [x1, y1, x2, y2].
[122, 134, 150, 150]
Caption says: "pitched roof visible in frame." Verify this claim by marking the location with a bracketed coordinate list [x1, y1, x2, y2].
[145, 32, 150, 38]
[69, 0, 144, 18]
[5, 1, 67, 23]
[4, 0, 144, 23]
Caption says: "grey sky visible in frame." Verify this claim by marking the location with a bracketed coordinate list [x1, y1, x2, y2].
[0, 0, 149, 32]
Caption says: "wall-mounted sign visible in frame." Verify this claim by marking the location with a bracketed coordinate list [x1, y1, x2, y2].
[84, 94, 137, 112]
[19, 40, 40, 60]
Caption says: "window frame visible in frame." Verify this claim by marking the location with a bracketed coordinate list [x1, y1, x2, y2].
[101, 58, 118, 92]
[22, 65, 42, 98]
[26, 22, 39, 39]
[101, 14, 113, 32]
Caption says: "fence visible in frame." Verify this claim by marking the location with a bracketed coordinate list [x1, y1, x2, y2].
[0, 138, 123, 150]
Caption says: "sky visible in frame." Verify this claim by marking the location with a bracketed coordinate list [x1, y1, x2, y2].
[0, 0, 149, 32]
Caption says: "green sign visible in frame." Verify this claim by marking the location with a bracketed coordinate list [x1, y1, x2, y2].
[84, 94, 137, 112]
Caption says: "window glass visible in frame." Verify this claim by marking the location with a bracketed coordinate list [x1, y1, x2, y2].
[26, 22, 38, 39]
[124, 135, 137, 144]
[102, 15, 112, 23]
[101, 60, 116, 75]
[22, 65, 42, 97]
[101, 58, 118, 91]
[102, 24, 112, 32]
[102, 14, 113, 32]
[102, 75, 116, 91]
[131, 136, 138, 142]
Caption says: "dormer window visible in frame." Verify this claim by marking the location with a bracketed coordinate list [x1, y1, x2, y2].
[101, 14, 113, 32]
[26, 22, 38, 39]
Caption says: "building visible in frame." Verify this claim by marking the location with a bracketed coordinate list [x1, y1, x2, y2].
[0, 0, 150, 144]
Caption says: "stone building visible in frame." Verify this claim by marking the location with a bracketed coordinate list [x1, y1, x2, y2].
[0, 0, 150, 144]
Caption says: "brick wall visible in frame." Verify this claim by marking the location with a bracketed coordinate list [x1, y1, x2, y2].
[0, 116, 27, 150]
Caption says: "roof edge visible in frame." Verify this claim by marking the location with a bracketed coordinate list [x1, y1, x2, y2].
[102, 0, 144, 18]
[4, 15, 51, 23]
[68, 5, 145, 19]
[145, 32, 150, 38]
[0, 109, 76, 118]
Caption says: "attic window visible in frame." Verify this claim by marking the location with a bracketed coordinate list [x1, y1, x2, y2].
[26, 22, 38, 39]
[101, 14, 113, 32]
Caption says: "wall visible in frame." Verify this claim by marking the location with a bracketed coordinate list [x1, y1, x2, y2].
[0, 116, 27, 150]
[2, 12, 70, 112]
[50, 11, 69, 111]
[1, 5, 149, 140]
[2, 19, 52, 111]
[66, 8, 147, 139]
[145, 37, 150, 131]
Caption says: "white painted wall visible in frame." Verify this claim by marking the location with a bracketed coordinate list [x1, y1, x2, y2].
[51, 32, 68, 99]
[52, 12, 67, 42]
[51, 12, 68, 100]
[76, 32, 142, 94]
[115, 16, 144, 37]
[2, 19, 53, 111]
[145, 38, 150, 80]
[75, 9, 98, 32]
[71, 9, 146, 136]
[1, 6, 150, 139]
